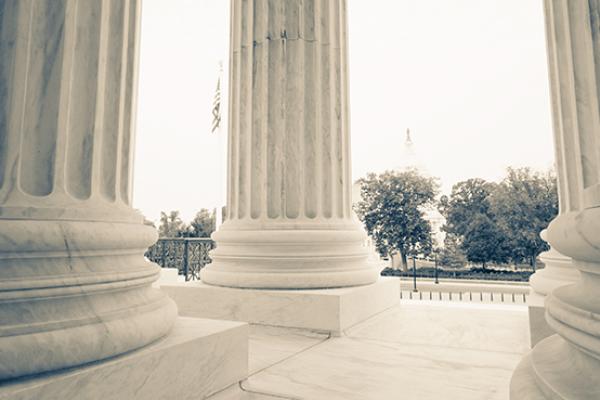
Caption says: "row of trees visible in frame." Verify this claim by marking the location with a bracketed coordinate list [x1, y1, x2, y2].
[355, 167, 558, 270]
[157, 209, 216, 238]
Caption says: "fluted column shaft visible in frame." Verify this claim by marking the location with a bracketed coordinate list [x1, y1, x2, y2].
[511, 1, 600, 398]
[201, 0, 378, 289]
[528, 0, 582, 306]
[0, 0, 176, 380]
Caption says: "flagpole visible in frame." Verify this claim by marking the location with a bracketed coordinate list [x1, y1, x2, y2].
[215, 61, 224, 231]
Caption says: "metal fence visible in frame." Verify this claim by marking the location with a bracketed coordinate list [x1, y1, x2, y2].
[145, 238, 215, 281]
[399, 279, 529, 304]
[400, 289, 528, 304]
[144, 240, 532, 303]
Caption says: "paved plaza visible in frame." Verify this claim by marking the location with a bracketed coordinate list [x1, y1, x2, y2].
[210, 301, 529, 400]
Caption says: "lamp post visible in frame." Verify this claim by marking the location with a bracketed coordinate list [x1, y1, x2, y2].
[434, 256, 439, 284]
[412, 256, 418, 292]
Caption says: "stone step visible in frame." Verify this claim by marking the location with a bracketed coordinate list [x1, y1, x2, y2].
[0, 317, 248, 400]
[163, 278, 399, 336]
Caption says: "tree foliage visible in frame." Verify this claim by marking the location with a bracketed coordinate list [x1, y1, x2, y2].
[462, 213, 510, 268]
[436, 233, 467, 268]
[439, 169, 558, 269]
[490, 167, 558, 268]
[355, 169, 438, 269]
[439, 178, 497, 238]
[158, 211, 186, 238]
[188, 208, 216, 238]
[439, 178, 508, 268]
[158, 209, 217, 238]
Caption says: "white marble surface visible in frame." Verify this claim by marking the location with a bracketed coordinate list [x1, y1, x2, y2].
[224, 302, 528, 400]
[509, 0, 600, 396]
[0, 317, 248, 400]
[348, 301, 530, 354]
[529, 231, 577, 297]
[152, 267, 180, 288]
[0, 0, 177, 380]
[208, 384, 285, 400]
[513, 335, 600, 400]
[244, 336, 519, 400]
[248, 325, 329, 374]
[527, 292, 554, 347]
[162, 277, 399, 334]
[201, 0, 380, 289]
[526, 232, 575, 348]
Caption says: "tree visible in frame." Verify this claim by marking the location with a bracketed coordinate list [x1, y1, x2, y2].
[461, 213, 510, 268]
[158, 210, 186, 238]
[439, 178, 508, 268]
[439, 178, 497, 238]
[187, 208, 216, 238]
[490, 167, 558, 270]
[355, 169, 438, 270]
[436, 232, 467, 268]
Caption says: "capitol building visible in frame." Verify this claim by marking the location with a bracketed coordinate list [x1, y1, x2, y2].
[352, 129, 446, 268]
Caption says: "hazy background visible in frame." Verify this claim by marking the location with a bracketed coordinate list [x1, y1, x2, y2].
[134, 0, 553, 222]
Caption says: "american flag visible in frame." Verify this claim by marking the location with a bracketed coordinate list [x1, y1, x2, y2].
[211, 77, 221, 133]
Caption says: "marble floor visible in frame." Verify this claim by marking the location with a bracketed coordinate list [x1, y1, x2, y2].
[207, 300, 529, 400]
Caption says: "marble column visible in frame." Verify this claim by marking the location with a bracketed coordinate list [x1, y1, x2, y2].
[0, 0, 177, 380]
[201, 0, 379, 288]
[528, 230, 579, 346]
[527, 11, 582, 343]
[530, 233, 578, 298]
[510, 0, 600, 398]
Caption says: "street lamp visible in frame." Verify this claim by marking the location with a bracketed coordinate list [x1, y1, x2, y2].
[412, 256, 418, 292]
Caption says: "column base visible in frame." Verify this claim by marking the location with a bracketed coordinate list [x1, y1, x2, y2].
[162, 277, 399, 335]
[510, 335, 600, 399]
[201, 227, 380, 289]
[0, 317, 248, 400]
[510, 353, 546, 400]
[0, 219, 180, 379]
[527, 292, 554, 347]
[529, 245, 578, 297]
[152, 267, 180, 288]
[200, 266, 381, 290]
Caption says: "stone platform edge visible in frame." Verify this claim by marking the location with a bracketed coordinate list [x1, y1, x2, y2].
[527, 291, 552, 348]
[162, 277, 400, 335]
[0, 317, 248, 400]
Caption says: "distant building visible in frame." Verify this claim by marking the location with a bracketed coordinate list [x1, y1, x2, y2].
[353, 129, 446, 267]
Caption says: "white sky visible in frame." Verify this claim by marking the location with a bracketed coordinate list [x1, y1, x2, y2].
[134, 0, 554, 223]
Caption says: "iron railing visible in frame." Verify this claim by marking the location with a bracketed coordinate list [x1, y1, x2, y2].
[398, 279, 529, 304]
[145, 238, 215, 281]
[400, 289, 528, 304]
